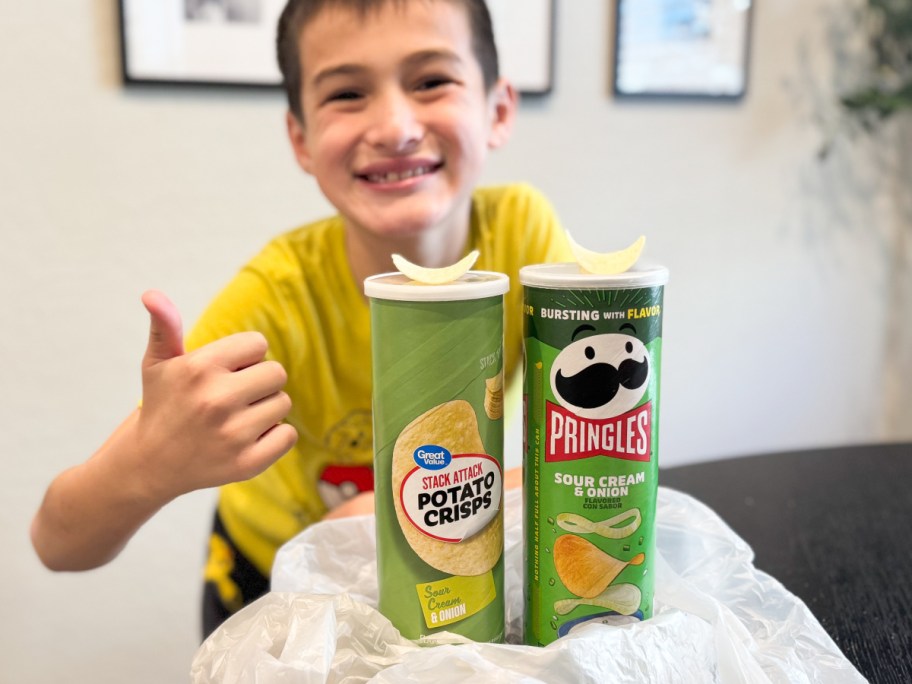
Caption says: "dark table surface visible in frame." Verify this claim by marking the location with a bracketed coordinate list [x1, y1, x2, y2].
[660, 442, 912, 684]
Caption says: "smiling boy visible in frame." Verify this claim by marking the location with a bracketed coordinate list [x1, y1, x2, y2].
[31, 0, 570, 637]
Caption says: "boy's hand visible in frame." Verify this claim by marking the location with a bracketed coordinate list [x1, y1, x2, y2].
[29, 291, 297, 572]
[322, 491, 376, 521]
[504, 467, 522, 490]
[134, 291, 298, 504]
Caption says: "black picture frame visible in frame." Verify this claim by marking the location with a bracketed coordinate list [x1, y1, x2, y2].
[118, 0, 284, 89]
[612, 0, 753, 101]
[118, 0, 556, 95]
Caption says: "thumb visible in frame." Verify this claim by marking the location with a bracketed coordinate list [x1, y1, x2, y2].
[141, 290, 185, 368]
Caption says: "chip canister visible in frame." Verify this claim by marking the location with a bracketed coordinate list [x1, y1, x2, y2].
[365, 271, 510, 645]
[520, 263, 669, 646]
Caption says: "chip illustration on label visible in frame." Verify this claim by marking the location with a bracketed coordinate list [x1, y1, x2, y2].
[484, 370, 504, 420]
[553, 533, 645, 598]
[393, 400, 503, 574]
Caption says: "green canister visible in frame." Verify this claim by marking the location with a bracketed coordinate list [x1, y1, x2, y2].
[519, 263, 669, 646]
[365, 271, 510, 645]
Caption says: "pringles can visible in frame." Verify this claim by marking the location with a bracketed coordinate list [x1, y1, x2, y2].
[365, 271, 510, 644]
[520, 263, 669, 646]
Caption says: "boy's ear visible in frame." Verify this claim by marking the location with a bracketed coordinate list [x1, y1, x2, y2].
[487, 78, 518, 150]
[286, 111, 314, 175]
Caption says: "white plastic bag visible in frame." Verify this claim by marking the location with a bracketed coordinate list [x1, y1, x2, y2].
[191, 488, 867, 683]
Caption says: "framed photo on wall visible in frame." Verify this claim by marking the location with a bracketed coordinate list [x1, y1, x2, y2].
[487, 0, 555, 95]
[118, 0, 555, 94]
[612, 0, 753, 100]
[118, 0, 285, 87]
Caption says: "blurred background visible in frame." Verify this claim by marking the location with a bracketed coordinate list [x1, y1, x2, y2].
[1, 0, 909, 681]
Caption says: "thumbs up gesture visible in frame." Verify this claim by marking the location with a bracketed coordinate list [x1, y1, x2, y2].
[135, 291, 297, 501]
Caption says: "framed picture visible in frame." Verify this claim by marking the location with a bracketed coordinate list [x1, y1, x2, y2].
[612, 0, 753, 100]
[118, 0, 285, 87]
[487, 0, 555, 95]
[118, 0, 555, 94]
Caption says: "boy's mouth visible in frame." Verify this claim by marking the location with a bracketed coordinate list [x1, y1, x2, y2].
[357, 162, 443, 184]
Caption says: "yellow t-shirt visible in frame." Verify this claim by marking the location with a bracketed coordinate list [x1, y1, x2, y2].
[186, 183, 571, 576]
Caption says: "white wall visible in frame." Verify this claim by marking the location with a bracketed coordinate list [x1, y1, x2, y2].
[1, 0, 907, 682]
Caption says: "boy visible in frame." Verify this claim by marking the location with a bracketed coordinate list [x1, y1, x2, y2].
[31, 0, 570, 637]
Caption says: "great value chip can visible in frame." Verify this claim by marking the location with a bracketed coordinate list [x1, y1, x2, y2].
[520, 263, 669, 646]
[365, 271, 510, 645]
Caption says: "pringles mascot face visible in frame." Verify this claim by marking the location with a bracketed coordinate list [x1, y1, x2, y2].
[550, 323, 650, 420]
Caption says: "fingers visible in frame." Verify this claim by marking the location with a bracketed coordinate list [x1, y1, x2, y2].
[200, 361, 288, 430]
[244, 391, 293, 439]
[141, 290, 266, 373]
[142, 290, 184, 368]
[191, 358, 291, 446]
[234, 360, 288, 406]
[198, 331, 269, 372]
[236, 422, 298, 479]
[134, 293, 298, 491]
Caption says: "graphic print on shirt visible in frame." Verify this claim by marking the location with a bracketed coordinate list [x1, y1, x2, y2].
[317, 409, 374, 510]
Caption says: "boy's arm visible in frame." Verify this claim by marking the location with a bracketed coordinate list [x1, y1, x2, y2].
[31, 409, 168, 570]
[30, 291, 298, 571]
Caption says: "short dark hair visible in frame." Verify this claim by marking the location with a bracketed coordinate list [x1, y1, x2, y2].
[277, 0, 500, 121]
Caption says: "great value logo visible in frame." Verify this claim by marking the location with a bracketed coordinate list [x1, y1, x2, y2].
[413, 444, 451, 470]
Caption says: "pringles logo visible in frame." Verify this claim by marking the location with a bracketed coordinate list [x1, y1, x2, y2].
[547, 324, 652, 462]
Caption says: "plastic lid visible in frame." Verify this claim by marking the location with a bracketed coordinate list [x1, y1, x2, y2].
[519, 262, 669, 289]
[364, 271, 510, 302]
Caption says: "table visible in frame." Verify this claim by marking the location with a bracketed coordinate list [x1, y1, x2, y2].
[660, 442, 912, 684]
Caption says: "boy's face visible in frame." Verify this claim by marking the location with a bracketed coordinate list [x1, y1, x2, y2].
[286, 0, 515, 242]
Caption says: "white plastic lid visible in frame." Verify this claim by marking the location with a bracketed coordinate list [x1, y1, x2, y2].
[364, 271, 510, 302]
[519, 263, 669, 289]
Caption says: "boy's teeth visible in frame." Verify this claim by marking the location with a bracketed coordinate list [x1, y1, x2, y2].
[368, 166, 430, 183]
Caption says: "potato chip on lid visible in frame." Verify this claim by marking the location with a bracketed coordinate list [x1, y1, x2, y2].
[568, 234, 645, 275]
[392, 250, 480, 284]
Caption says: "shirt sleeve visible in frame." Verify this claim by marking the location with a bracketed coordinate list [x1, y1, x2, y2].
[185, 243, 302, 379]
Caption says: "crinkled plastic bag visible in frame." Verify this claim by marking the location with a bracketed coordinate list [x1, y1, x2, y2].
[191, 488, 867, 683]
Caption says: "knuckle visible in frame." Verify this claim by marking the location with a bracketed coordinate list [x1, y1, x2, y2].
[244, 331, 269, 355]
[218, 423, 247, 452]
[258, 360, 287, 388]
[270, 361, 288, 386]
[282, 423, 299, 448]
[183, 354, 211, 382]
[199, 392, 231, 421]
[234, 424, 298, 482]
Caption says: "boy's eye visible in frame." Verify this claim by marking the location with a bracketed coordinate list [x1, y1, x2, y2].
[416, 76, 454, 91]
[326, 90, 362, 103]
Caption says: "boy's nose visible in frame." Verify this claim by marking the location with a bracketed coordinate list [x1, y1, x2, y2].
[364, 90, 423, 152]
